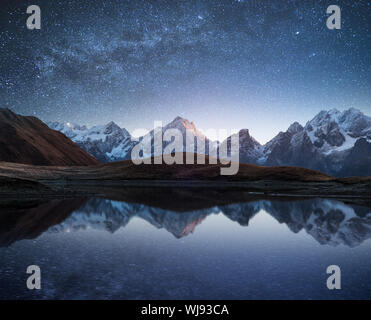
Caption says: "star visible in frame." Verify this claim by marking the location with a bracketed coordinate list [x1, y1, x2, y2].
[0, 0, 369, 144]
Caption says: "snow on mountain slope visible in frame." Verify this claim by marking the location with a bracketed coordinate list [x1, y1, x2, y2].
[303, 108, 371, 154]
[49, 116, 214, 162]
[48, 108, 371, 176]
[262, 108, 371, 176]
[218, 129, 263, 163]
[48, 121, 134, 162]
[49, 198, 217, 238]
[47, 198, 371, 247]
[130, 116, 214, 159]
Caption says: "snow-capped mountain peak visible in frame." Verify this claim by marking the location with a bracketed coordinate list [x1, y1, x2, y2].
[263, 108, 371, 176]
[304, 108, 371, 150]
[218, 128, 263, 163]
[164, 116, 203, 137]
[103, 121, 121, 134]
[287, 122, 303, 134]
[136, 116, 212, 158]
[48, 108, 371, 176]
[306, 108, 371, 136]
[47, 121, 87, 137]
[48, 121, 133, 162]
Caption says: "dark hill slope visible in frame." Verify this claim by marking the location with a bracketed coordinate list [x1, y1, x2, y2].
[0, 108, 100, 166]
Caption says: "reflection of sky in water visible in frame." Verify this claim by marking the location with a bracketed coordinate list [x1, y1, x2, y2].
[0, 201, 370, 300]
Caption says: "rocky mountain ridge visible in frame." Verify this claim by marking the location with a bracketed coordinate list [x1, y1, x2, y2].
[48, 108, 371, 176]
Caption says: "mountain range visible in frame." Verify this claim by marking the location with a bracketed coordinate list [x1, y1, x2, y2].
[48, 116, 214, 163]
[1, 196, 370, 248]
[48, 108, 371, 177]
[69, 197, 369, 247]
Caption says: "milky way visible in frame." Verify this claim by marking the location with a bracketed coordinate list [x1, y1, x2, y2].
[0, 0, 370, 142]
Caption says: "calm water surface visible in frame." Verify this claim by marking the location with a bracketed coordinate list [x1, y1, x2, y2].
[0, 193, 370, 300]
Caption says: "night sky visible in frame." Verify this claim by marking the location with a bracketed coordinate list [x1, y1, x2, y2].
[0, 0, 370, 143]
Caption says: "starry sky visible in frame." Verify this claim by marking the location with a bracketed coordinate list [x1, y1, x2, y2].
[0, 0, 370, 143]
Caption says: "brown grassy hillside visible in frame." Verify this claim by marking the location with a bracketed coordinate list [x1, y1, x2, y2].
[0, 108, 100, 166]
[0, 152, 332, 182]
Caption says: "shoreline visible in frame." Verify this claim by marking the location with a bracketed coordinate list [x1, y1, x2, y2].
[1, 178, 370, 199]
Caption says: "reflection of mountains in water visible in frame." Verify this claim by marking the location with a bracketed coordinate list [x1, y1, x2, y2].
[49, 197, 371, 247]
[50, 198, 216, 238]
[0, 194, 370, 247]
